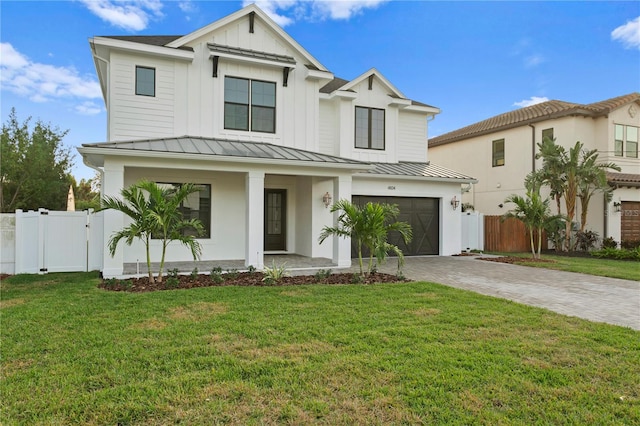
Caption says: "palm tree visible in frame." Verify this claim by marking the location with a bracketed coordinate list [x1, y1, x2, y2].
[536, 137, 566, 216]
[503, 189, 554, 259]
[99, 180, 204, 283]
[318, 199, 412, 276]
[576, 149, 620, 233]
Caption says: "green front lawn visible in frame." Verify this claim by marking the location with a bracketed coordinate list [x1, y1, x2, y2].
[497, 253, 640, 281]
[2, 272, 639, 424]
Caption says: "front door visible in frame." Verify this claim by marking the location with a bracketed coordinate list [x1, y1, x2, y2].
[264, 189, 286, 251]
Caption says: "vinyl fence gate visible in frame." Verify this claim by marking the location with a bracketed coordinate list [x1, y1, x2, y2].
[14, 209, 103, 274]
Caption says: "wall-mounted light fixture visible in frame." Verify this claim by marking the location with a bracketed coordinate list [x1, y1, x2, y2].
[451, 196, 460, 210]
[613, 201, 622, 213]
[322, 192, 332, 208]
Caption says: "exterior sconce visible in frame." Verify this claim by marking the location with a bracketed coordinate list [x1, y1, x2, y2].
[613, 201, 622, 213]
[451, 196, 460, 210]
[322, 192, 332, 208]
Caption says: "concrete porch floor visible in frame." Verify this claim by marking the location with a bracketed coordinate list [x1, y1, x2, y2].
[122, 254, 336, 276]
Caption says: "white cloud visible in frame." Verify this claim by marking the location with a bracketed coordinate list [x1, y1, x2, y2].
[611, 16, 640, 50]
[242, 0, 388, 26]
[75, 101, 104, 116]
[79, 0, 164, 31]
[513, 96, 549, 108]
[524, 54, 545, 68]
[0, 42, 102, 108]
[178, 0, 196, 14]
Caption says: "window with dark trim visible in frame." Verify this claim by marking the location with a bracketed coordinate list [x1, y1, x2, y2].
[615, 124, 624, 157]
[156, 183, 211, 238]
[542, 128, 554, 143]
[224, 76, 276, 133]
[615, 124, 639, 158]
[355, 106, 385, 150]
[135, 66, 155, 97]
[492, 139, 505, 167]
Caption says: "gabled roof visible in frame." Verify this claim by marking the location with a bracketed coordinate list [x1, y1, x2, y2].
[165, 4, 328, 71]
[359, 161, 477, 183]
[429, 92, 640, 147]
[80, 136, 369, 168]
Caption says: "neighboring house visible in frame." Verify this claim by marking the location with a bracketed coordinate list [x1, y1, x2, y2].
[428, 93, 640, 244]
[79, 4, 476, 278]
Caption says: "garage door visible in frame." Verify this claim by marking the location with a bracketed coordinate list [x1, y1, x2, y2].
[352, 196, 439, 256]
[621, 201, 640, 242]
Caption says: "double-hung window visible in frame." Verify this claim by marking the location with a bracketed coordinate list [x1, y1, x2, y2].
[542, 128, 554, 143]
[492, 138, 505, 167]
[224, 77, 276, 133]
[615, 124, 639, 158]
[156, 183, 211, 238]
[135, 66, 155, 97]
[355, 106, 385, 150]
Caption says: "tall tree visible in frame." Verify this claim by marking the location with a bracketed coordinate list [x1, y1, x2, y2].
[1, 108, 73, 212]
[69, 175, 101, 211]
[318, 199, 412, 276]
[99, 180, 204, 283]
[576, 150, 620, 233]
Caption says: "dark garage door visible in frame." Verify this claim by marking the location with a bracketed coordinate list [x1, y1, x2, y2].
[352, 196, 440, 256]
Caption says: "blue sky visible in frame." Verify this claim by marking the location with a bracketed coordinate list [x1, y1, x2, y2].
[2, 0, 639, 181]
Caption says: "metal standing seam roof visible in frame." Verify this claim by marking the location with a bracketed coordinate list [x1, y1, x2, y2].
[81, 136, 367, 165]
[429, 92, 640, 147]
[208, 43, 296, 64]
[360, 162, 477, 182]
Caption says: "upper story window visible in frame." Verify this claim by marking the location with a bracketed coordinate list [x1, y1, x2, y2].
[224, 76, 276, 133]
[492, 138, 505, 167]
[355, 106, 385, 150]
[156, 183, 211, 239]
[615, 124, 638, 158]
[135, 66, 155, 97]
[542, 128, 554, 142]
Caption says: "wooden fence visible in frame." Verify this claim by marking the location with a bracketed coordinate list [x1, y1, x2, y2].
[484, 215, 547, 253]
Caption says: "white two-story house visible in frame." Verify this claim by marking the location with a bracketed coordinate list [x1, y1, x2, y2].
[79, 4, 476, 278]
[428, 93, 640, 244]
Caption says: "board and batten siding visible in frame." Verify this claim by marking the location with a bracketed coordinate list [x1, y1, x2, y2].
[318, 101, 338, 156]
[109, 52, 176, 141]
[397, 112, 427, 162]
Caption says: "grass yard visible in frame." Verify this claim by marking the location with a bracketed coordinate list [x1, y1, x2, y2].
[496, 253, 640, 281]
[1, 272, 639, 425]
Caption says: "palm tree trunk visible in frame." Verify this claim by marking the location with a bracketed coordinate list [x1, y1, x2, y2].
[529, 226, 536, 259]
[145, 235, 154, 283]
[537, 228, 543, 259]
[157, 240, 167, 283]
[357, 241, 364, 277]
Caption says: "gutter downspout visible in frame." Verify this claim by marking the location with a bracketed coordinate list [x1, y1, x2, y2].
[528, 124, 536, 173]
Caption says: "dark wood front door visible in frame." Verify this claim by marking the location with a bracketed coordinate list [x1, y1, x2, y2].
[264, 189, 286, 251]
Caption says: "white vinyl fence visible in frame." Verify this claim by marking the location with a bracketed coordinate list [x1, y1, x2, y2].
[461, 211, 484, 252]
[1, 209, 103, 275]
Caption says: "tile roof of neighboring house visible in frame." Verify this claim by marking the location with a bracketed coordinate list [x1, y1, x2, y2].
[100, 35, 194, 51]
[359, 161, 477, 182]
[429, 92, 640, 147]
[81, 136, 367, 165]
[607, 172, 640, 188]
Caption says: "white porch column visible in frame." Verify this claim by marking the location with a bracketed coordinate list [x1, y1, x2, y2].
[332, 175, 352, 267]
[246, 171, 265, 269]
[102, 161, 124, 278]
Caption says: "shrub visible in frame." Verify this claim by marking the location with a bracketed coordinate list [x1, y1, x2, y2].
[591, 247, 640, 261]
[314, 269, 332, 282]
[262, 261, 289, 285]
[166, 268, 180, 288]
[247, 265, 257, 274]
[210, 270, 224, 284]
[350, 273, 364, 284]
[575, 230, 599, 252]
[190, 267, 199, 281]
[225, 269, 239, 280]
[601, 237, 617, 249]
[621, 239, 640, 250]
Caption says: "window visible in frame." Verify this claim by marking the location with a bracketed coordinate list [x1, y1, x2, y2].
[224, 77, 276, 133]
[156, 183, 211, 238]
[542, 128, 554, 143]
[355, 106, 385, 150]
[626, 126, 638, 158]
[615, 124, 624, 157]
[492, 139, 505, 167]
[135, 66, 155, 97]
[615, 124, 639, 158]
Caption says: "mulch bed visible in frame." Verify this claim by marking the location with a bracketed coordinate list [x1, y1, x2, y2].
[99, 271, 409, 292]
[479, 256, 556, 264]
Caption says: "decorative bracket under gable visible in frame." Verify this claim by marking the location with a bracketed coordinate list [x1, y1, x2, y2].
[211, 56, 219, 78]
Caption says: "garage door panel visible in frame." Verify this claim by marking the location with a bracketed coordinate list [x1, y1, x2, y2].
[352, 195, 439, 256]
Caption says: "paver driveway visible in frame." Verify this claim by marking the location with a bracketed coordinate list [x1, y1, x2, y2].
[369, 256, 640, 330]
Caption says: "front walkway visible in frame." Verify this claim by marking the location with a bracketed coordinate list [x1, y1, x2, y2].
[366, 255, 640, 330]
